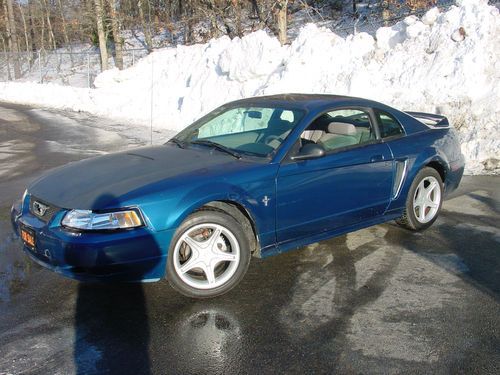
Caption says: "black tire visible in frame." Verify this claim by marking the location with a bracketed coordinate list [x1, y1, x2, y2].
[167, 210, 251, 298]
[396, 167, 444, 231]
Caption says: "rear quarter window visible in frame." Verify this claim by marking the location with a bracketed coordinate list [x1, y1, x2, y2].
[376, 111, 405, 138]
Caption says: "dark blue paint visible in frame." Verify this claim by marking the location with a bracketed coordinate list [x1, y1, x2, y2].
[11, 94, 465, 282]
[276, 142, 393, 244]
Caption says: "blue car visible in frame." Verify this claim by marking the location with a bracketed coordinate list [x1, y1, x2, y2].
[11, 94, 465, 298]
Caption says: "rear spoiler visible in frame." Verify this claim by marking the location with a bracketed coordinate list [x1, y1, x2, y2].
[405, 111, 449, 127]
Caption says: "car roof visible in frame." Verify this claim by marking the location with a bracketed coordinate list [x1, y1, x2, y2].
[225, 93, 384, 111]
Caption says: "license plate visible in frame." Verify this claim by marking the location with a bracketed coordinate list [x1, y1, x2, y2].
[21, 227, 36, 248]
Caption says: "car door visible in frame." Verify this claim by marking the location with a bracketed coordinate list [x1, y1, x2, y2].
[275, 107, 394, 244]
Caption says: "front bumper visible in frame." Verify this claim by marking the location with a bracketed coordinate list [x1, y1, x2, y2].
[11, 199, 174, 282]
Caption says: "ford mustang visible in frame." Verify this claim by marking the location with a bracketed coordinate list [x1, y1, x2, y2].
[11, 94, 465, 298]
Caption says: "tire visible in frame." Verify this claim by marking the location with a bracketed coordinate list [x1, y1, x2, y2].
[396, 167, 444, 231]
[166, 210, 251, 298]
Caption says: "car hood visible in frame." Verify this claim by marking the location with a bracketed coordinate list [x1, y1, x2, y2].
[28, 144, 253, 210]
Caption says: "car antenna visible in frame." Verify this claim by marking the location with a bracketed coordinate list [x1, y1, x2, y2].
[150, 52, 154, 146]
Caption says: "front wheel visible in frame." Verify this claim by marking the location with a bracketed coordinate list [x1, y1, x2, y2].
[396, 167, 444, 231]
[166, 210, 251, 298]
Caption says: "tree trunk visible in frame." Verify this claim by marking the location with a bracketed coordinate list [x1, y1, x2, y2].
[27, 1, 37, 51]
[18, 3, 31, 54]
[233, 0, 242, 37]
[108, 0, 124, 69]
[250, 0, 261, 21]
[18, 2, 33, 67]
[183, 0, 193, 44]
[277, 0, 288, 45]
[5, 0, 21, 78]
[40, 0, 56, 50]
[46, 5, 56, 50]
[0, 34, 12, 80]
[57, 0, 72, 63]
[138, 0, 153, 51]
[40, 4, 46, 52]
[94, 0, 108, 70]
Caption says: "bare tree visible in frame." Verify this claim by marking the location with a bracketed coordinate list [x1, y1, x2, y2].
[39, 0, 56, 49]
[232, 0, 243, 37]
[276, 0, 288, 45]
[107, 0, 123, 69]
[5, 0, 21, 77]
[57, 0, 72, 52]
[18, 3, 30, 53]
[137, 0, 152, 51]
[27, 1, 37, 51]
[94, 0, 108, 70]
[0, 32, 12, 80]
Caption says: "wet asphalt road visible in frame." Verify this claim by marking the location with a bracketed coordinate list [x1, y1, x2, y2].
[0, 102, 499, 374]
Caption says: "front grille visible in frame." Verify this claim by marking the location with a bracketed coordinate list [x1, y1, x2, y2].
[29, 196, 60, 223]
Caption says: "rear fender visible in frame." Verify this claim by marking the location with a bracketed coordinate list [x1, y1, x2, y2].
[391, 147, 450, 209]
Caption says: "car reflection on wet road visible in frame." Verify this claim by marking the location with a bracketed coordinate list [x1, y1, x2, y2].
[0, 103, 499, 374]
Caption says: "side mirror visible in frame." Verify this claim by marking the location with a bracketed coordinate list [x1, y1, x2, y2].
[291, 143, 325, 161]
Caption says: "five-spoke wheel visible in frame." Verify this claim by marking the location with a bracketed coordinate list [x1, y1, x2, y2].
[172, 223, 240, 289]
[412, 176, 441, 224]
[396, 167, 444, 231]
[167, 210, 251, 298]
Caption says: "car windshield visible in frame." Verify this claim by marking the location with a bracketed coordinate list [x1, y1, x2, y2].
[173, 106, 305, 157]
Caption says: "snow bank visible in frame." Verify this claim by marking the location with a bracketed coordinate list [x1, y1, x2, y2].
[0, 0, 498, 174]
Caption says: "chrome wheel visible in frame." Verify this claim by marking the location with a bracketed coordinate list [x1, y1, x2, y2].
[172, 223, 240, 290]
[413, 176, 441, 224]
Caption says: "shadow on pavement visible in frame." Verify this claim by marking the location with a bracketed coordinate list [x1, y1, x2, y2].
[75, 283, 151, 375]
[73, 193, 161, 375]
[385, 185, 500, 301]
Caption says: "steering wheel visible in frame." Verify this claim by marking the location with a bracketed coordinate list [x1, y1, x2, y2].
[263, 135, 284, 145]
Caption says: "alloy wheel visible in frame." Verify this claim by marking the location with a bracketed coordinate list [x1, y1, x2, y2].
[412, 176, 441, 224]
[172, 223, 241, 290]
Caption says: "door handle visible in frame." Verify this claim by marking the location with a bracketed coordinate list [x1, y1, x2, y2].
[370, 154, 385, 163]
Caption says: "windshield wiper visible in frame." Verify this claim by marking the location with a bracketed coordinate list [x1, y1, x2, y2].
[168, 137, 187, 149]
[190, 140, 241, 159]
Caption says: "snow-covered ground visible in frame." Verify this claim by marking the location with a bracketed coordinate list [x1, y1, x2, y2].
[0, 0, 498, 174]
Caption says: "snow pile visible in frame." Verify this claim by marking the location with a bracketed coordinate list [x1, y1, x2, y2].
[0, 0, 498, 174]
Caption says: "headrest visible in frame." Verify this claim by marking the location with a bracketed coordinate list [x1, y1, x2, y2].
[327, 122, 356, 136]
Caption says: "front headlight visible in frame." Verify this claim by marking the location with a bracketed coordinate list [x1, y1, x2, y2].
[62, 209, 143, 230]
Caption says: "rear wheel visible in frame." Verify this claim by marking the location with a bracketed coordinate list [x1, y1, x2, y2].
[167, 210, 250, 298]
[396, 167, 443, 231]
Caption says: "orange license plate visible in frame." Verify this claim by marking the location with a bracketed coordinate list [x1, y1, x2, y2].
[21, 227, 35, 248]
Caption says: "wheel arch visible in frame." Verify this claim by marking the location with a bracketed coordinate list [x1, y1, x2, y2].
[171, 194, 262, 257]
[392, 149, 449, 210]
[425, 160, 447, 183]
[198, 200, 260, 257]
[410, 147, 450, 185]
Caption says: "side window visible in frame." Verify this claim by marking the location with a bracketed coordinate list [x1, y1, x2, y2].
[302, 109, 376, 153]
[376, 111, 404, 138]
